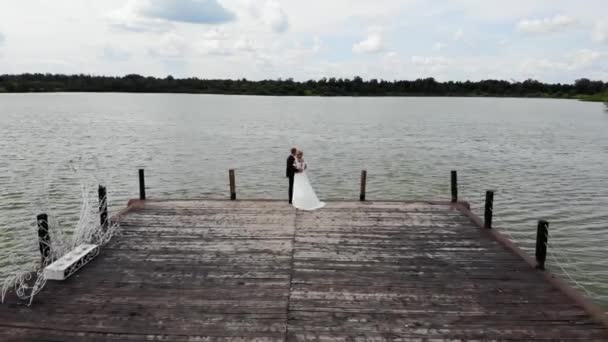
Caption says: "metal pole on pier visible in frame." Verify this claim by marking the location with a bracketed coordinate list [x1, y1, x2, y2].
[139, 169, 146, 200]
[360, 170, 367, 201]
[535, 220, 549, 270]
[484, 190, 494, 229]
[37, 214, 51, 265]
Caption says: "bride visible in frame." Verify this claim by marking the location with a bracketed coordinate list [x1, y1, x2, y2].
[292, 150, 325, 211]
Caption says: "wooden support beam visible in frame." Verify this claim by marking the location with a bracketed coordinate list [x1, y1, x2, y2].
[484, 190, 494, 229]
[229, 169, 236, 200]
[360, 170, 367, 201]
[451, 170, 458, 203]
[139, 169, 146, 200]
[98, 185, 108, 229]
[536, 220, 549, 270]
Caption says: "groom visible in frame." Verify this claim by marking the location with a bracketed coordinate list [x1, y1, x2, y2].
[286, 147, 299, 204]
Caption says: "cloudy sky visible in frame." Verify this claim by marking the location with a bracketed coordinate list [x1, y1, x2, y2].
[0, 0, 607, 82]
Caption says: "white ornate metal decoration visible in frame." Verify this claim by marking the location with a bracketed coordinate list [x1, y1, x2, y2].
[44, 244, 100, 281]
[1, 158, 120, 306]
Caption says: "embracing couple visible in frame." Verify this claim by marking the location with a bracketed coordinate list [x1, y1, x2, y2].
[286, 147, 325, 211]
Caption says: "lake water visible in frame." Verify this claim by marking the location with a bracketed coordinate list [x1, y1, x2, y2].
[1, 93, 607, 307]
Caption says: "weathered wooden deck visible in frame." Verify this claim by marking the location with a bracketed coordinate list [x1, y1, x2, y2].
[1, 199, 607, 341]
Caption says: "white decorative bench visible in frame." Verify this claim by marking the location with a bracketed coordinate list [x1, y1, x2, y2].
[44, 244, 100, 281]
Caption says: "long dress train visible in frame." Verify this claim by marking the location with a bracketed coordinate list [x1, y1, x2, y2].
[292, 161, 325, 211]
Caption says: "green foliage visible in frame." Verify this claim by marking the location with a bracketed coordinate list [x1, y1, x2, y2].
[0, 73, 607, 99]
[577, 92, 608, 102]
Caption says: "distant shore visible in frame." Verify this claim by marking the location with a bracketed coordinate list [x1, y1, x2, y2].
[1, 73, 606, 102]
[577, 93, 608, 102]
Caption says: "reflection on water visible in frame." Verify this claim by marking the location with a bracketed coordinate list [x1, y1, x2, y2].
[1, 93, 607, 307]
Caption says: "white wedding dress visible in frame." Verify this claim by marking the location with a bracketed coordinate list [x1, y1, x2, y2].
[292, 160, 325, 211]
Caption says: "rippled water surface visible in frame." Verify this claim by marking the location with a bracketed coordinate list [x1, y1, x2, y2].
[1, 93, 607, 307]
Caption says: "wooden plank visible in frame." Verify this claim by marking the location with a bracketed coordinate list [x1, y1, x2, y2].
[0, 200, 296, 341]
[0, 200, 606, 341]
[286, 200, 608, 341]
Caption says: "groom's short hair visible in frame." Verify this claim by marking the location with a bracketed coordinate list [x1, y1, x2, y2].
[291, 147, 297, 155]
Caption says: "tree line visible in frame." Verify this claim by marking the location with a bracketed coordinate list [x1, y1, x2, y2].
[0, 73, 607, 100]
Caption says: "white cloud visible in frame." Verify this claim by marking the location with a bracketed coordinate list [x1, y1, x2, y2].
[521, 49, 603, 73]
[107, 0, 235, 33]
[194, 28, 257, 56]
[236, 43, 323, 79]
[243, 0, 289, 33]
[204, 28, 228, 40]
[106, 1, 172, 32]
[148, 33, 187, 58]
[101, 46, 131, 61]
[378, 51, 402, 76]
[517, 15, 576, 34]
[0, 32, 5, 45]
[3, 0, 608, 82]
[196, 39, 227, 55]
[571, 49, 602, 69]
[312, 36, 322, 53]
[142, 0, 234, 24]
[411, 56, 452, 74]
[411, 56, 450, 66]
[263, 0, 289, 33]
[454, 29, 463, 41]
[592, 22, 608, 44]
[523, 58, 568, 72]
[234, 38, 256, 52]
[353, 28, 385, 54]
[197, 36, 235, 56]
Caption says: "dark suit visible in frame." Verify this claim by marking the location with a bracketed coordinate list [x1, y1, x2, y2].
[286, 154, 297, 203]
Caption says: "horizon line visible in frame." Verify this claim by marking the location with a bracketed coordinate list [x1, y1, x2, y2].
[1, 73, 606, 85]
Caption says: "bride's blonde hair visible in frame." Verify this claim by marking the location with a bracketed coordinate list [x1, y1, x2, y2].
[296, 151, 304, 159]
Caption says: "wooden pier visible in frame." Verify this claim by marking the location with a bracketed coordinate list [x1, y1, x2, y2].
[1, 197, 607, 341]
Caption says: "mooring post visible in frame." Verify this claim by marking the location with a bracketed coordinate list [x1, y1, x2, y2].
[98, 185, 108, 228]
[139, 169, 146, 200]
[37, 213, 51, 265]
[484, 190, 494, 229]
[451, 170, 458, 203]
[360, 170, 367, 201]
[229, 169, 236, 200]
[535, 220, 549, 270]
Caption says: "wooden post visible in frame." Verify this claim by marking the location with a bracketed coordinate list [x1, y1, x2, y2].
[360, 170, 367, 201]
[451, 170, 458, 203]
[98, 185, 108, 228]
[37, 214, 51, 265]
[139, 169, 146, 200]
[484, 190, 494, 229]
[229, 169, 236, 200]
[535, 220, 549, 270]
